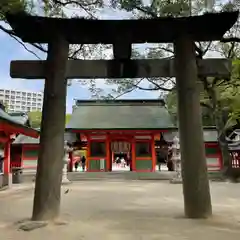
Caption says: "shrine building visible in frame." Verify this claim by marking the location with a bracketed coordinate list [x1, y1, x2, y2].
[0, 108, 38, 187]
[66, 99, 174, 172]
[11, 99, 224, 172]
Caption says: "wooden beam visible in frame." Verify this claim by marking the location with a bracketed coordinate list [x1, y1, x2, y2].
[0, 137, 8, 143]
[10, 59, 231, 79]
[6, 11, 239, 44]
[1, 122, 39, 138]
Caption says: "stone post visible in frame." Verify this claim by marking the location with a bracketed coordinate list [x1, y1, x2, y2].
[174, 34, 212, 218]
[32, 35, 69, 221]
[62, 142, 72, 184]
[170, 135, 182, 183]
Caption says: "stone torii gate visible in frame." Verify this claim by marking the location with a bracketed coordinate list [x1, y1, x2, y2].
[6, 11, 238, 221]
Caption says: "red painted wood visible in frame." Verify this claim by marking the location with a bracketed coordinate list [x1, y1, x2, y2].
[131, 137, 136, 171]
[1, 122, 39, 138]
[4, 140, 11, 174]
[86, 134, 90, 171]
[71, 129, 168, 134]
[0, 137, 8, 143]
[151, 135, 156, 172]
[69, 151, 73, 172]
[106, 134, 111, 171]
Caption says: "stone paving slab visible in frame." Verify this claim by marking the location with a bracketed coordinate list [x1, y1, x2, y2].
[0, 181, 240, 240]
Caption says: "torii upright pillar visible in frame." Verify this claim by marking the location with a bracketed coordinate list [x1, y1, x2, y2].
[174, 35, 212, 218]
[32, 36, 69, 221]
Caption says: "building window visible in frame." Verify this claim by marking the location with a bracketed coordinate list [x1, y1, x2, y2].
[136, 142, 151, 157]
[90, 141, 106, 157]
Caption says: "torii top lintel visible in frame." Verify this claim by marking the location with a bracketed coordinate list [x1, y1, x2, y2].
[6, 11, 239, 44]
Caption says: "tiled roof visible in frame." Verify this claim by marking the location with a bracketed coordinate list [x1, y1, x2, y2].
[67, 99, 175, 130]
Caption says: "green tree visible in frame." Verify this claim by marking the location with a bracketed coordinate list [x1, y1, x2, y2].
[28, 111, 72, 128]
[28, 111, 42, 129]
[65, 113, 72, 124]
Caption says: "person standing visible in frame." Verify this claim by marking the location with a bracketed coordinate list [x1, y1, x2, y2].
[74, 158, 80, 171]
[81, 156, 86, 172]
[0, 154, 4, 173]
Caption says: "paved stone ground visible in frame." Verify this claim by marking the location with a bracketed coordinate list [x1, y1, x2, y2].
[0, 181, 240, 240]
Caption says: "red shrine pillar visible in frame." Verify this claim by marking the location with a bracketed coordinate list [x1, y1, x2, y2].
[3, 140, 12, 187]
[151, 135, 156, 172]
[68, 151, 73, 172]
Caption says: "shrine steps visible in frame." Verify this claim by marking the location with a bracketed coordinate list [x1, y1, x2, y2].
[21, 170, 222, 182]
[68, 171, 175, 181]
[21, 171, 174, 182]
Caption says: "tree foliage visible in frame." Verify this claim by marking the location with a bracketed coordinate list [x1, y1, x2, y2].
[28, 111, 72, 128]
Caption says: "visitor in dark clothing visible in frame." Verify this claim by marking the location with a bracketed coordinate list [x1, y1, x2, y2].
[167, 150, 174, 171]
[0, 155, 4, 173]
[74, 159, 79, 171]
[81, 156, 86, 172]
[157, 150, 166, 171]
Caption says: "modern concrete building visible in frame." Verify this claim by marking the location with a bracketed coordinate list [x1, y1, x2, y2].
[0, 88, 43, 113]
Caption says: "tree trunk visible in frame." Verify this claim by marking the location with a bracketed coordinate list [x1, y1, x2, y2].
[213, 102, 232, 177]
[174, 35, 212, 218]
[32, 36, 69, 221]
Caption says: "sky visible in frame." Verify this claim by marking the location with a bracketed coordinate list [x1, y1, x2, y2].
[0, 5, 162, 113]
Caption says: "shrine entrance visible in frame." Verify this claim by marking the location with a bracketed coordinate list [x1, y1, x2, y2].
[110, 139, 131, 171]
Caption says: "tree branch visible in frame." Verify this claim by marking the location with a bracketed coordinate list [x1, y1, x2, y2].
[221, 37, 240, 43]
[0, 24, 42, 59]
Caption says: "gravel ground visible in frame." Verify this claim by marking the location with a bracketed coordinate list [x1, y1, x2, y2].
[0, 181, 239, 240]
